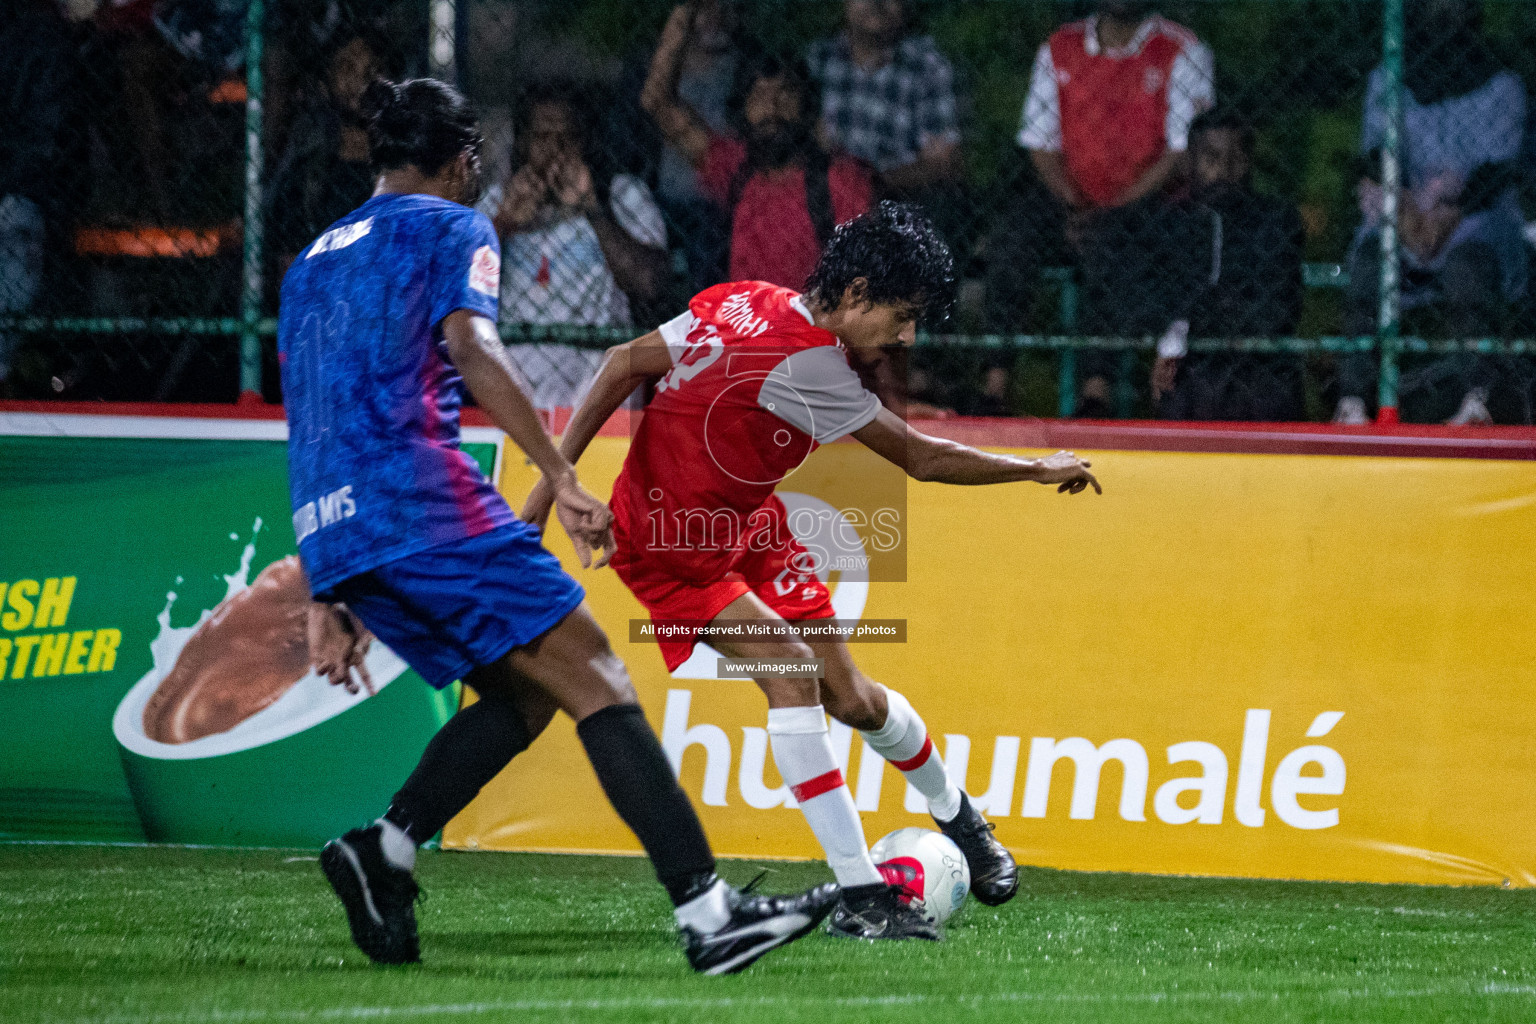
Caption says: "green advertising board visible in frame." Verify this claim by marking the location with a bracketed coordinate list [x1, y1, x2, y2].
[0, 412, 501, 846]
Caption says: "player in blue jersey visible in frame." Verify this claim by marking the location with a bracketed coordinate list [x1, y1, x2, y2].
[278, 76, 836, 974]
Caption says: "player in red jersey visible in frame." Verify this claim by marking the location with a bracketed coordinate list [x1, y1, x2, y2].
[524, 202, 1100, 940]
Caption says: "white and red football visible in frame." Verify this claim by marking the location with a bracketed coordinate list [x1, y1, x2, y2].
[871, 827, 970, 926]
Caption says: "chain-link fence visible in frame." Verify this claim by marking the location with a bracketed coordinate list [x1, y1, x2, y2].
[5, 0, 1536, 422]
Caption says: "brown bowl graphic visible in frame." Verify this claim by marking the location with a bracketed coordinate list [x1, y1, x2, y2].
[141, 556, 312, 744]
[111, 554, 452, 846]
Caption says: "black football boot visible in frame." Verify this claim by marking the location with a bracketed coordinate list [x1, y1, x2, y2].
[935, 792, 1019, 906]
[319, 824, 421, 965]
[825, 882, 941, 941]
[681, 878, 840, 975]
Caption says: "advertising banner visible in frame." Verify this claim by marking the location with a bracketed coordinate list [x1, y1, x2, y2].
[0, 413, 499, 847]
[448, 433, 1536, 888]
[6, 411, 1535, 888]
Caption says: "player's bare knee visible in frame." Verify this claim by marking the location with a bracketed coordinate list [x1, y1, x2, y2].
[565, 610, 638, 707]
[817, 656, 885, 730]
[754, 636, 819, 707]
[823, 682, 884, 731]
[592, 647, 638, 707]
[756, 673, 820, 708]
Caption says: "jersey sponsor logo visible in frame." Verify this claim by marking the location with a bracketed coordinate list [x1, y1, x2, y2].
[307, 217, 373, 259]
[469, 245, 500, 296]
[1144, 66, 1165, 93]
[717, 291, 771, 338]
[293, 485, 357, 544]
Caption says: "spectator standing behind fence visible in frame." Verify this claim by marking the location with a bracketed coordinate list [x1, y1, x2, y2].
[642, 4, 873, 290]
[267, 31, 383, 275]
[806, 2, 963, 197]
[1150, 108, 1305, 421]
[1335, 0, 1527, 426]
[485, 86, 667, 411]
[618, 0, 743, 293]
[0, 1, 80, 394]
[990, 1, 1213, 415]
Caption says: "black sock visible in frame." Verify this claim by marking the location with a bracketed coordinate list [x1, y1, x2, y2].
[576, 703, 717, 906]
[384, 693, 531, 844]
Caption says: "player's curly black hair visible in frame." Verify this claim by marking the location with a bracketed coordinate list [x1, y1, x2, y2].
[361, 77, 483, 175]
[803, 201, 957, 325]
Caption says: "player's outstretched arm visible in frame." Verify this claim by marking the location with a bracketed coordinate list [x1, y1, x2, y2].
[519, 330, 675, 530]
[852, 407, 1101, 493]
[442, 309, 615, 566]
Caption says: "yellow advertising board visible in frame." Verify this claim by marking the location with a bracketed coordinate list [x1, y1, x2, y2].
[445, 433, 1536, 888]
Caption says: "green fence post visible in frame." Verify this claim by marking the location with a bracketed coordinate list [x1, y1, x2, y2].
[1058, 349, 1076, 418]
[1374, 0, 1403, 423]
[238, 0, 266, 403]
[1058, 275, 1079, 418]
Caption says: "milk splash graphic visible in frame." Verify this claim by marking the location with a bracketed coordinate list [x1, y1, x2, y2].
[112, 518, 408, 761]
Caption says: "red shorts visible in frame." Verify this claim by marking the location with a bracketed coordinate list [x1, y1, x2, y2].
[611, 496, 835, 671]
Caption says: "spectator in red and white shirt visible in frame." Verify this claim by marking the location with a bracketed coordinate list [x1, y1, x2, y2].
[1020, 2, 1214, 212]
[986, 1, 1214, 414]
[642, 4, 872, 290]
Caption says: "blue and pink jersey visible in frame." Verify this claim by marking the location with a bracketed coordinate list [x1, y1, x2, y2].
[278, 192, 514, 595]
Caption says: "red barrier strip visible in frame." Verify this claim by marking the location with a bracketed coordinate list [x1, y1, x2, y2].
[3, 404, 1533, 459]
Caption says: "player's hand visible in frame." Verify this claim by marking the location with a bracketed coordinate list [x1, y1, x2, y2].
[340, 605, 374, 692]
[1033, 450, 1101, 495]
[552, 473, 615, 569]
[520, 476, 555, 534]
[307, 602, 375, 695]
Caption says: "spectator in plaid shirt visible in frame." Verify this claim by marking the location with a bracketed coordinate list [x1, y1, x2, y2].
[806, 1, 971, 416]
[806, 1, 963, 195]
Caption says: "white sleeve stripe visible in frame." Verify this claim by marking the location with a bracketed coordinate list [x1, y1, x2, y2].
[657, 312, 696, 363]
[1166, 42, 1216, 152]
[1018, 44, 1061, 152]
[788, 294, 816, 325]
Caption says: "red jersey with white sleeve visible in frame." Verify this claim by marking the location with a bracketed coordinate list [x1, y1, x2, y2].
[610, 281, 883, 669]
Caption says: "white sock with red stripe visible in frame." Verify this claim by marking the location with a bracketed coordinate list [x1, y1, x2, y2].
[862, 686, 963, 822]
[767, 704, 883, 887]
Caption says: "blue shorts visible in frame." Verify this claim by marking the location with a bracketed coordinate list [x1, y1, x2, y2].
[322, 521, 586, 690]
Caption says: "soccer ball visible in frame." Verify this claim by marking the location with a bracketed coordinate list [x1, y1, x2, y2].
[870, 827, 970, 926]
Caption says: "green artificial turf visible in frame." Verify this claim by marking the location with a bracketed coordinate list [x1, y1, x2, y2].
[2, 844, 1534, 1023]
